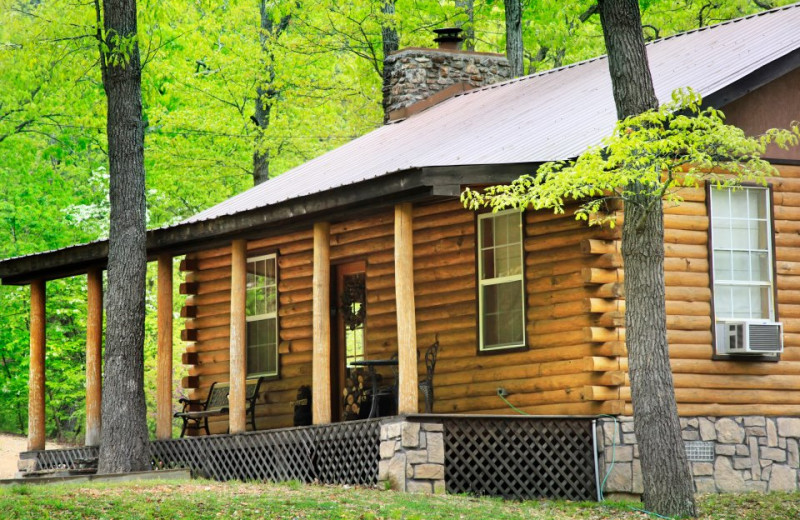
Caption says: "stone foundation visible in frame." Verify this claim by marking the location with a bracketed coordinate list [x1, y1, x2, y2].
[597, 416, 800, 496]
[378, 418, 445, 493]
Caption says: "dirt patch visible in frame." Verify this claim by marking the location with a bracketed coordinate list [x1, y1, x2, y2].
[0, 434, 71, 479]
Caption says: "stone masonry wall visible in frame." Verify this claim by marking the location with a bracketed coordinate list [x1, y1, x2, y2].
[382, 48, 511, 119]
[378, 419, 445, 493]
[597, 416, 800, 497]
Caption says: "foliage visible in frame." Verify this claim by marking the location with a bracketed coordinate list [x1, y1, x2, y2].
[462, 88, 800, 224]
[0, 480, 799, 519]
[0, 0, 796, 440]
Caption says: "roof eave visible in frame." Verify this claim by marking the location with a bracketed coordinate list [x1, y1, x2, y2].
[705, 47, 800, 109]
[0, 163, 538, 285]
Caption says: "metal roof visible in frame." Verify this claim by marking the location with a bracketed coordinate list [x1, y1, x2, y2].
[187, 2, 800, 224]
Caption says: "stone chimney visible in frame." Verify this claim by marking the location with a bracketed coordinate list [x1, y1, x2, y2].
[382, 28, 511, 122]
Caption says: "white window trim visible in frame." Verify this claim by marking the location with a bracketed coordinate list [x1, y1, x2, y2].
[709, 186, 776, 322]
[477, 209, 526, 352]
[246, 253, 279, 378]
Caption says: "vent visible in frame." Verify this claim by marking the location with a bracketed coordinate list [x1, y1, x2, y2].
[715, 319, 783, 355]
[685, 441, 715, 462]
[749, 323, 782, 351]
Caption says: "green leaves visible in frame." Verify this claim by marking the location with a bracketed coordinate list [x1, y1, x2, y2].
[103, 30, 138, 68]
[463, 88, 800, 224]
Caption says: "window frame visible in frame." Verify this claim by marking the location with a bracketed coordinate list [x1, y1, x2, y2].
[708, 185, 778, 324]
[476, 209, 527, 353]
[245, 253, 279, 378]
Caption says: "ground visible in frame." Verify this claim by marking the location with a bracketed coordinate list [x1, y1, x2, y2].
[0, 434, 70, 480]
[0, 480, 799, 519]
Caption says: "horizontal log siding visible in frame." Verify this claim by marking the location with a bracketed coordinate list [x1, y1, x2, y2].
[180, 199, 629, 428]
[617, 166, 800, 416]
[428, 200, 623, 416]
[181, 230, 314, 434]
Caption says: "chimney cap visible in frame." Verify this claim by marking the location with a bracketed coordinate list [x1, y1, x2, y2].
[433, 27, 463, 50]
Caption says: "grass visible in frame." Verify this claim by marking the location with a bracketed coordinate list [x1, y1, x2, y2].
[0, 480, 798, 519]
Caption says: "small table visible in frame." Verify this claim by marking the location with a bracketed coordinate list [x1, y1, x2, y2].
[349, 359, 398, 418]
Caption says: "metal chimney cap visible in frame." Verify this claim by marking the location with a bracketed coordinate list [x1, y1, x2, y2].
[433, 27, 464, 50]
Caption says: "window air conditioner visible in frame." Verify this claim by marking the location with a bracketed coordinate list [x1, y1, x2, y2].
[715, 319, 783, 355]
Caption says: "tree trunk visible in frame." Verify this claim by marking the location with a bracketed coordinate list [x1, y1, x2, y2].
[97, 0, 150, 474]
[598, 0, 696, 517]
[379, 0, 399, 123]
[253, 2, 293, 186]
[456, 0, 475, 51]
[503, 0, 523, 77]
[381, 0, 399, 60]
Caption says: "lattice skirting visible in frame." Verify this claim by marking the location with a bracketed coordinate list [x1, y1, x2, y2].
[24, 416, 597, 500]
[442, 417, 597, 501]
[27, 418, 382, 486]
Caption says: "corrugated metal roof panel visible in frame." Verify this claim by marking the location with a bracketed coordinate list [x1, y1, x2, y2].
[187, 3, 800, 224]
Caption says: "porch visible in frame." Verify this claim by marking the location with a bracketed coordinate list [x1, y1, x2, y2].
[17, 415, 599, 501]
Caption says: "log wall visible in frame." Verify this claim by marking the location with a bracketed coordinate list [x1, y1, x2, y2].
[180, 167, 800, 431]
[426, 200, 624, 416]
[180, 229, 315, 433]
[612, 165, 800, 417]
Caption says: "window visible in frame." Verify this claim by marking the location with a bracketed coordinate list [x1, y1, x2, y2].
[339, 270, 366, 367]
[478, 210, 526, 351]
[246, 254, 278, 377]
[710, 186, 775, 321]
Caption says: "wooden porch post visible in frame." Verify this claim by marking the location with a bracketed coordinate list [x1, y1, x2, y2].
[28, 279, 46, 451]
[312, 222, 331, 424]
[395, 203, 418, 414]
[156, 255, 173, 439]
[229, 240, 247, 433]
[85, 269, 103, 446]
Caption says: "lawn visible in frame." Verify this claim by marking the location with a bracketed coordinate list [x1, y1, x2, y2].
[1, 480, 798, 519]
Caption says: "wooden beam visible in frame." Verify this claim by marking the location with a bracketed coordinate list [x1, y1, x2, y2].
[85, 269, 103, 447]
[156, 255, 173, 440]
[395, 203, 418, 414]
[28, 279, 45, 451]
[312, 222, 331, 424]
[229, 240, 247, 433]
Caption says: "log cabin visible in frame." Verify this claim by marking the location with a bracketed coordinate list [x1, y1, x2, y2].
[4, 4, 800, 497]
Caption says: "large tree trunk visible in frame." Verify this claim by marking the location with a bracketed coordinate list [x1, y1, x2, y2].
[97, 0, 150, 474]
[598, 0, 696, 517]
[503, 0, 523, 77]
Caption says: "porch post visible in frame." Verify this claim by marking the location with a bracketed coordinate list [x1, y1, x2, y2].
[28, 279, 46, 451]
[395, 203, 418, 414]
[85, 269, 103, 446]
[229, 239, 247, 433]
[156, 255, 173, 439]
[312, 222, 331, 424]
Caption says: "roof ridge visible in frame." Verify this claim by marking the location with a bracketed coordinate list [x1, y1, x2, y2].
[448, 1, 800, 102]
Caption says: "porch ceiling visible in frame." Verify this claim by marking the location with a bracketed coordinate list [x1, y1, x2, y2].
[0, 164, 535, 285]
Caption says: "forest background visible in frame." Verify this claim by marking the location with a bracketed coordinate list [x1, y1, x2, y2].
[0, 0, 793, 440]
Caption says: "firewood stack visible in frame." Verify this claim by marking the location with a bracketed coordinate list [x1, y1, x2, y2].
[342, 368, 372, 420]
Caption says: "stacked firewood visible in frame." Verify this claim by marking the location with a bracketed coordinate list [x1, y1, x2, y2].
[342, 368, 370, 420]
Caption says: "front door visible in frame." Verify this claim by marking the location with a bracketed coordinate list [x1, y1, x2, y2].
[331, 261, 366, 421]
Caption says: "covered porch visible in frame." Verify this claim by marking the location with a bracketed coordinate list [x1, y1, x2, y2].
[12, 199, 429, 451]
